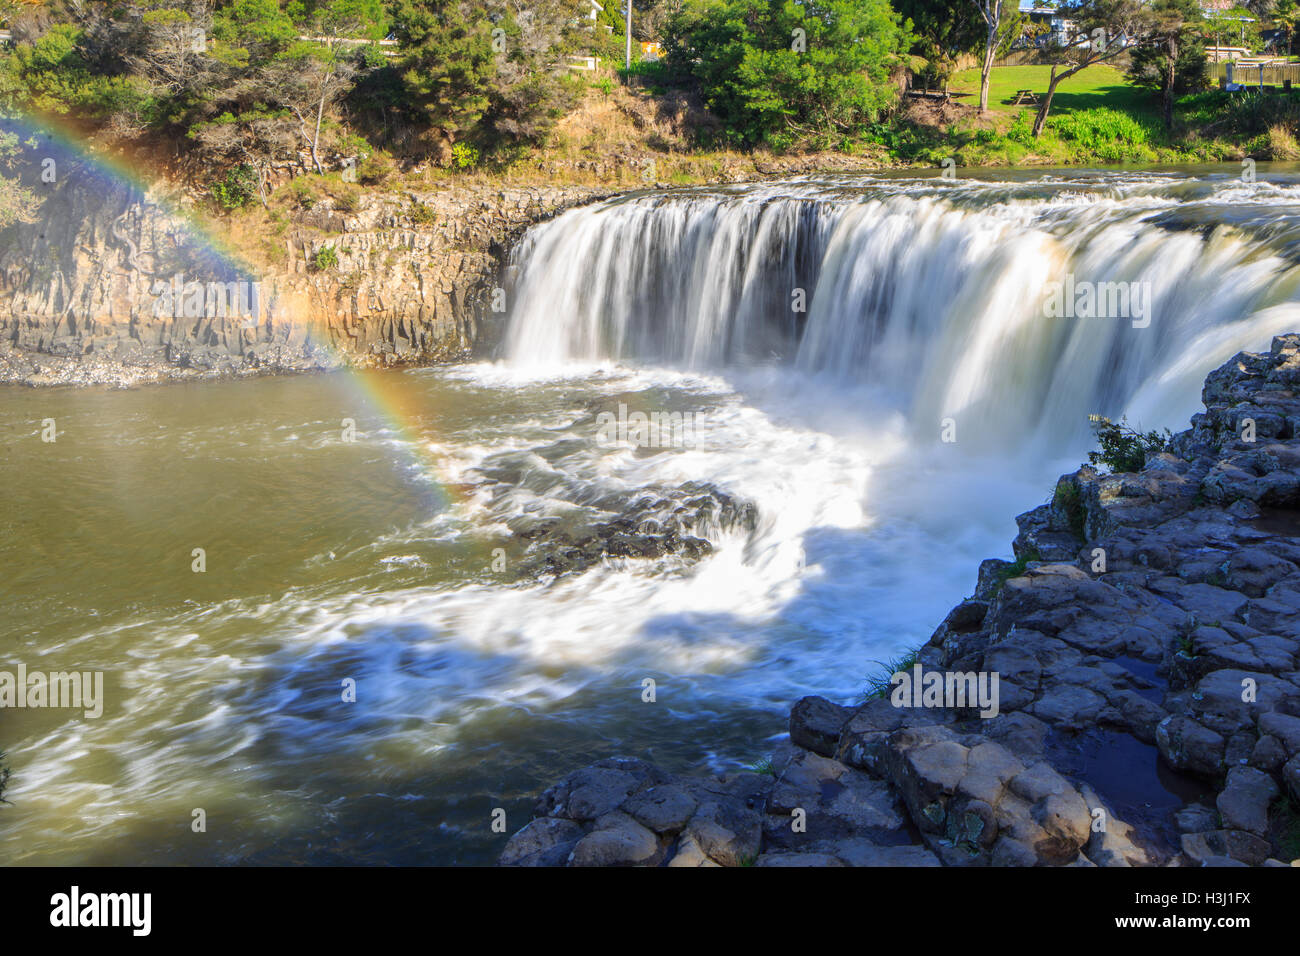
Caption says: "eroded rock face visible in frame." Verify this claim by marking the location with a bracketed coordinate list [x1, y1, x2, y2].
[0, 176, 611, 385]
[501, 336, 1300, 867]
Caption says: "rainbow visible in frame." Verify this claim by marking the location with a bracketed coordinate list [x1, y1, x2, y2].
[2, 109, 464, 506]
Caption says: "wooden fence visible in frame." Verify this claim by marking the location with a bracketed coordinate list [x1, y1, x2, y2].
[1213, 60, 1300, 87]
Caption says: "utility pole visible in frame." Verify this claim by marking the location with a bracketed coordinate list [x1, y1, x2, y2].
[625, 0, 632, 71]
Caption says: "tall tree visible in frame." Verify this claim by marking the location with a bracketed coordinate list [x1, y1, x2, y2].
[387, 0, 495, 144]
[1128, 0, 1206, 130]
[895, 0, 983, 90]
[1274, 0, 1298, 55]
[281, 0, 387, 174]
[972, 0, 1022, 114]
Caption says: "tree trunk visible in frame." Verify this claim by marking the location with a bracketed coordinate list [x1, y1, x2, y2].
[1032, 66, 1064, 137]
[979, 21, 997, 113]
[311, 69, 331, 176]
[1162, 39, 1177, 132]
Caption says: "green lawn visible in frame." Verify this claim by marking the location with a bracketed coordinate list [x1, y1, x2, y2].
[949, 64, 1159, 121]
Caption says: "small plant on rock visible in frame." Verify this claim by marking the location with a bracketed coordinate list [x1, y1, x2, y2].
[312, 245, 339, 272]
[1087, 415, 1171, 474]
[989, 547, 1042, 598]
[862, 646, 921, 701]
[1053, 481, 1086, 541]
[748, 757, 776, 776]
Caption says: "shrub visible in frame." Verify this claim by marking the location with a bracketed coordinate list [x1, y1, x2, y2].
[286, 178, 317, 211]
[211, 164, 258, 211]
[1052, 108, 1154, 162]
[451, 141, 479, 169]
[1087, 415, 1171, 474]
[312, 245, 339, 271]
[332, 188, 360, 213]
[358, 149, 398, 186]
[1267, 123, 1300, 160]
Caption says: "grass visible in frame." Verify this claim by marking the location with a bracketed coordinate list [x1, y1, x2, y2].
[949, 64, 1158, 121]
[988, 547, 1042, 599]
[1053, 481, 1086, 541]
[747, 757, 776, 776]
[862, 646, 921, 701]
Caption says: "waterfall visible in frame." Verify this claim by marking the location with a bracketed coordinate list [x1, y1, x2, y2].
[503, 175, 1300, 447]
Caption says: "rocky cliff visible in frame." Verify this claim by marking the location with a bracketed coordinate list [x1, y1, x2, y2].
[500, 335, 1300, 867]
[0, 173, 611, 386]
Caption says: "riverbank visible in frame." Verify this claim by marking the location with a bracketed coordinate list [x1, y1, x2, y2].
[500, 335, 1300, 867]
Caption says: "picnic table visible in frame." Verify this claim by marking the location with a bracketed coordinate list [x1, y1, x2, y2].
[1010, 89, 1039, 105]
[906, 88, 952, 103]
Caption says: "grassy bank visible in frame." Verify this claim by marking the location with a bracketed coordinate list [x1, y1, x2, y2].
[491, 64, 1300, 180]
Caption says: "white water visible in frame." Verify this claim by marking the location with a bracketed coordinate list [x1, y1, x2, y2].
[505, 174, 1300, 449]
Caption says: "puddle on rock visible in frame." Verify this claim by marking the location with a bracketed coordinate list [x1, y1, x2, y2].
[1045, 727, 1216, 858]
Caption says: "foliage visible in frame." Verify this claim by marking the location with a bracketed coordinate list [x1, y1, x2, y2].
[211, 163, 258, 209]
[747, 756, 776, 775]
[989, 547, 1041, 597]
[451, 140, 478, 169]
[312, 243, 339, 270]
[1051, 107, 1153, 157]
[894, 0, 984, 62]
[1127, 0, 1209, 128]
[666, 0, 910, 149]
[1086, 415, 1170, 474]
[1053, 480, 1086, 541]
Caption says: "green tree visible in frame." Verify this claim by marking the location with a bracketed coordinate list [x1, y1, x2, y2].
[388, 0, 495, 142]
[1127, 0, 1207, 130]
[666, 0, 909, 148]
[895, 0, 983, 91]
[281, 0, 389, 173]
[1274, 0, 1298, 56]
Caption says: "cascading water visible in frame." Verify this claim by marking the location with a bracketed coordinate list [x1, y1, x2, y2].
[504, 173, 1300, 448]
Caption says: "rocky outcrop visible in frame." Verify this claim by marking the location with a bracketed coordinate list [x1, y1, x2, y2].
[501, 335, 1300, 866]
[0, 172, 611, 386]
